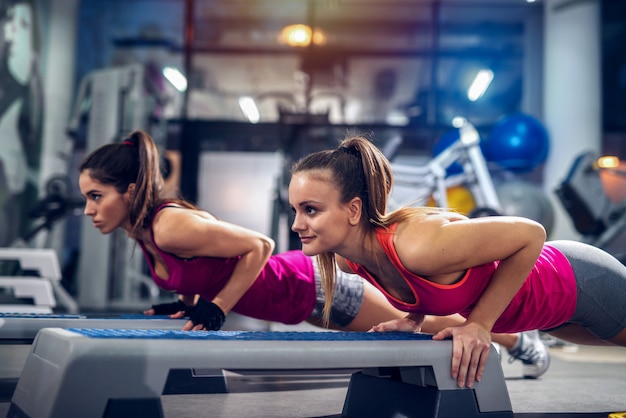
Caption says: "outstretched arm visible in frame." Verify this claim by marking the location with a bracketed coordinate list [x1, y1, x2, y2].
[152, 208, 275, 330]
[395, 215, 546, 388]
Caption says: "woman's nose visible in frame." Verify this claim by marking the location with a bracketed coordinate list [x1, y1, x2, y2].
[83, 202, 93, 216]
[291, 213, 303, 232]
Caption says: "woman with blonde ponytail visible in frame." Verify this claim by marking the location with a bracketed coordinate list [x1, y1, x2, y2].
[289, 134, 626, 388]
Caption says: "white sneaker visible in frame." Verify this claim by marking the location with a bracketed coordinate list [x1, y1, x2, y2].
[507, 330, 550, 379]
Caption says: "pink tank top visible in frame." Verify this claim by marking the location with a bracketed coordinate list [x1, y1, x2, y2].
[345, 223, 577, 333]
[137, 205, 316, 324]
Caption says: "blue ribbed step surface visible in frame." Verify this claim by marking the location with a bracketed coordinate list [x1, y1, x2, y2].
[67, 329, 434, 341]
[0, 313, 84, 319]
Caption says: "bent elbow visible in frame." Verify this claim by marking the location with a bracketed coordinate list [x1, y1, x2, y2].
[533, 220, 547, 243]
[525, 220, 547, 253]
[260, 236, 276, 258]
[520, 217, 546, 242]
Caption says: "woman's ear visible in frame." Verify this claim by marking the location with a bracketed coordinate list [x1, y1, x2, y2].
[125, 183, 136, 199]
[347, 197, 363, 226]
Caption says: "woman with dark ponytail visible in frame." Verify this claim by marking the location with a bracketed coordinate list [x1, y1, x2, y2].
[79, 131, 173, 239]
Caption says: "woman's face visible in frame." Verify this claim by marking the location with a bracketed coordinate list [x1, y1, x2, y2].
[289, 169, 358, 256]
[79, 171, 133, 235]
[4, 3, 34, 84]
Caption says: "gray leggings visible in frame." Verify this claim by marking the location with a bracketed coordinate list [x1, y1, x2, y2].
[547, 240, 626, 339]
[310, 258, 364, 327]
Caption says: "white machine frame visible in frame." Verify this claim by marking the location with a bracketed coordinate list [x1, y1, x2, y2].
[0, 248, 78, 313]
[391, 122, 502, 214]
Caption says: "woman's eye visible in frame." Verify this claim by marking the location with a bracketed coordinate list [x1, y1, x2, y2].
[305, 206, 317, 215]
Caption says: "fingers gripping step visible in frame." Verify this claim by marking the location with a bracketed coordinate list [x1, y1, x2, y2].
[187, 298, 226, 330]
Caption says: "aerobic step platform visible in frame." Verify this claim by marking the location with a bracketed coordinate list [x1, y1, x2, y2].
[8, 329, 513, 418]
[0, 312, 187, 342]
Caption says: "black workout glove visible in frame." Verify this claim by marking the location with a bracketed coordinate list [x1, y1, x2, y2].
[150, 300, 188, 315]
[188, 298, 226, 330]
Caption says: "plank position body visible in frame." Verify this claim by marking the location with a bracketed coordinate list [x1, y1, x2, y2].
[288, 134, 626, 388]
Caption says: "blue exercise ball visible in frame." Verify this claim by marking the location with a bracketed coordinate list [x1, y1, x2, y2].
[484, 113, 550, 174]
[432, 129, 463, 176]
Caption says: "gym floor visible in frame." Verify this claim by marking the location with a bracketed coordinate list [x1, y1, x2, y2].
[1, 322, 626, 418]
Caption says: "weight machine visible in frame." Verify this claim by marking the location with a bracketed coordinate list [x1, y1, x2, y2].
[555, 151, 626, 252]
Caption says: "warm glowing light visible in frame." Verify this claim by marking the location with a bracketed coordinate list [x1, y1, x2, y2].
[279, 24, 326, 47]
[311, 31, 326, 45]
[279, 24, 311, 47]
[598, 155, 620, 169]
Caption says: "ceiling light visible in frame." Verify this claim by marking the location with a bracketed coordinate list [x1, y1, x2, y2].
[467, 69, 494, 102]
[279, 24, 326, 47]
[279, 24, 311, 47]
[239, 96, 260, 124]
[162, 66, 187, 92]
[312, 31, 326, 45]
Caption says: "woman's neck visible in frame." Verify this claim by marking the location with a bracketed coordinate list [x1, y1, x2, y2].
[336, 228, 380, 268]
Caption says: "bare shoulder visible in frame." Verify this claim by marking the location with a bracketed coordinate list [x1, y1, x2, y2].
[392, 212, 467, 272]
[393, 212, 545, 276]
[394, 211, 465, 237]
[152, 206, 216, 247]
